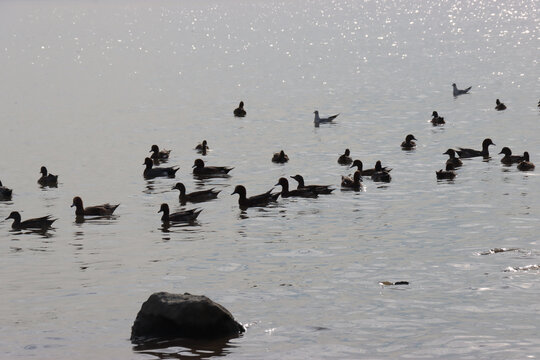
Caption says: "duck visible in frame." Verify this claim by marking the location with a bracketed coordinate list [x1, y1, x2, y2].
[313, 110, 339, 126]
[456, 138, 495, 158]
[272, 150, 289, 163]
[371, 161, 392, 182]
[499, 147, 525, 165]
[172, 182, 220, 204]
[341, 170, 363, 190]
[443, 149, 463, 168]
[0, 180, 13, 200]
[158, 203, 202, 223]
[337, 149, 353, 165]
[275, 177, 318, 198]
[517, 152, 535, 171]
[38, 166, 58, 186]
[290, 175, 334, 195]
[231, 185, 280, 208]
[150, 145, 171, 160]
[436, 164, 456, 180]
[192, 158, 233, 176]
[71, 196, 119, 216]
[350, 159, 392, 176]
[143, 157, 179, 179]
[401, 134, 417, 150]
[452, 83, 472, 96]
[431, 111, 445, 125]
[495, 99, 507, 111]
[234, 101, 246, 117]
[195, 140, 209, 155]
[5, 211, 56, 230]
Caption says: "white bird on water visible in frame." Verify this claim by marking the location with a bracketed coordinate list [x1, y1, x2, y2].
[313, 110, 339, 126]
[452, 83, 472, 96]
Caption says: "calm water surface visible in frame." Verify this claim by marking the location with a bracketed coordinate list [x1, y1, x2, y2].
[1, 0, 539, 359]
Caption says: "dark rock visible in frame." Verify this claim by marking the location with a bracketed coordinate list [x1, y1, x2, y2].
[130, 292, 245, 343]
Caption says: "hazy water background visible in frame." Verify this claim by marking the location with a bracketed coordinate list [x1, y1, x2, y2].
[1, 0, 539, 358]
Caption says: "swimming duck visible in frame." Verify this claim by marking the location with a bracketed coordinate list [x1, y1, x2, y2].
[452, 83, 472, 96]
[337, 149, 353, 165]
[431, 111, 445, 125]
[401, 134, 417, 150]
[371, 161, 392, 182]
[0, 180, 13, 200]
[456, 138, 495, 158]
[195, 140, 209, 155]
[341, 170, 363, 190]
[517, 152, 535, 171]
[5, 211, 56, 230]
[234, 101, 246, 117]
[158, 203, 202, 223]
[499, 147, 525, 165]
[143, 157, 179, 179]
[150, 145, 171, 160]
[313, 110, 339, 126]
[172, 182, 220, 204]
[436, 164, 456, 180]
[272, 150, 289, 163]
[231, 185, 280, 208]
[71, 196, 119, 216]
[495, 99, 507, 111]
[275, 177, 318, 198]
[350, 159, 392, 176]
[38, 166, 58, 186]
[443, 149, 463, 168]
[192, 158, 233, 176]
[290, 175, 334, 195]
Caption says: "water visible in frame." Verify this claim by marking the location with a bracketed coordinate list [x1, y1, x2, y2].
[1, 0, 539, 358]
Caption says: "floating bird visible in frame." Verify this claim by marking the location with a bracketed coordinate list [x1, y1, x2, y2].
[0, 180, 13, 200]
[275, 177, 318, 198]
[456, 138, 495, 158]
[337, 149, 353, 165]
[195, 140, 209, 155]
[436, 164, 456, 180]
[143, 157, 179, 179]
[401, 134, 417, 150]
[272, 150, 289, 163]
[158, 203, 202, 223]
[313, 110, 339, 126]
[290, 175, 334, 195]
[5, 211, 56, 230]
[172, 182, 220, 204]
[71, 196, 119, 216]
[443, 149, 463, 168]
[499, 147, 525, 165]
[231, 185, 279, 208]
[192, 158, 233, 176]
[150, 145, 171, 160]
[371, 161, 392, 182]
[495, 99, 507, 111]
[517, 152, 535, 171]
[431, 111, 445, 125]
[452, 83, 472, 96]
[350, 160, 392, 176]
[341, 170, 363, 190]
[234, 101, 246, 117]
[38, 166, 58, 186]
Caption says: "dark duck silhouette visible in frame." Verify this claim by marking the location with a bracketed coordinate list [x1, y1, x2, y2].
[452, 83, 471, 96]
[172, 182, 220, 204]
[290, 175, 334, 195]
[0, 180, 13, 200]
[272, 150, 289, 163]
[5, 211, 56, 230]
[275, 177, 318, 198]
[495, 99, 507, 111]
[337, 149, 353, 165]
[192, 158, 233, 176]
[158, 203, 202, 223]
[195, 140, 209, 155]
[431, 111, 445, 125]
[456, 138, 495, 158]
[401, 134, 417, 150]
[234, 101, 246, 117]
[436, 164, 456, 180]
[143, 157, 179, 179]
[71, 196, 119, 216]
[231, 185, 279, 208]
[350, 159, 391, 176]
[371, 161, 392, 182]
[150, 145, 171, 160]
[341, 170, 363, 190]
[38, 166, 58, 186]
[443, 149, 463, 168]
[499, 147, 525, 165]
[517, 152, 535, 171]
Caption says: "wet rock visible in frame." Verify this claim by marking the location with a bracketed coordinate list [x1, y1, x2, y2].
[130, 292, 245, 343]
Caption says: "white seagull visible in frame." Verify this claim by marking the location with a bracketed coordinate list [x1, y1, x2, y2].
[452, 83, 472, 96]
[313, 110, 339, 126]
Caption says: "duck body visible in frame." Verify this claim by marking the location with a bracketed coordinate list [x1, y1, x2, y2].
[517, 152, 535, 171]
[495, 99, 507, 111]
[71, 196, 119, 216]
[456, 138, 495, 158]
[159, 203, 202, 223]
[431, 111, 445, 125]
[341, 170, 363, 190]
[150, 145, 171, 160]
[337, 149, 353, 165]
[38, 166, 58, 186]
[350, 159, 391, 176]
[0, 180, 13, 200]
[452, 83, 472, 96]
[275, 177, 318, 198]
[272, 150, 289, 163]
[231, 185, 279, 208]
[499, 147, 524, 165]
[401, 134, 417, 150]
[143, 157, 179, 178]
[192, 159, 233, 176]
[234, 101, 246, 117]
[443, 149, 463, 168]
[172, 182, 220, 204]
[371, 161, 391, 182]
[195, 140, 209, 155]
[313, 110, 339, 126]
[5, 211, 56, 229]
[290, 175, 333, 195]
[436, 164, 456, 180]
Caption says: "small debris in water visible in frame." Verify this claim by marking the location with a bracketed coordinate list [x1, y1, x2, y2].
[379, 281, 409, 286]
[479, 247, 519, 255]
[504, 264, 540, 272]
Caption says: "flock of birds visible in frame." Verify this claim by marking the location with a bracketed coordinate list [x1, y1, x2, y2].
[1, 87, 538, 230]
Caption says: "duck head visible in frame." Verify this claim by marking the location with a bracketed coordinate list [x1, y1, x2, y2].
[40, 166, 48, 176]
[405, 134, 417, 142]
[350, 159, 363, 170]
[143, 157, 154, 168]
[231, 185, 247, 197]
[150, 145, 159, 153]
[158, 203, 170, 214]
[498, 147, 512, 156]
[172, 182, 186, 193]
[193, 158, 205, 169]
[71, 196, 84, 209]
[5, 211, 21, 221]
